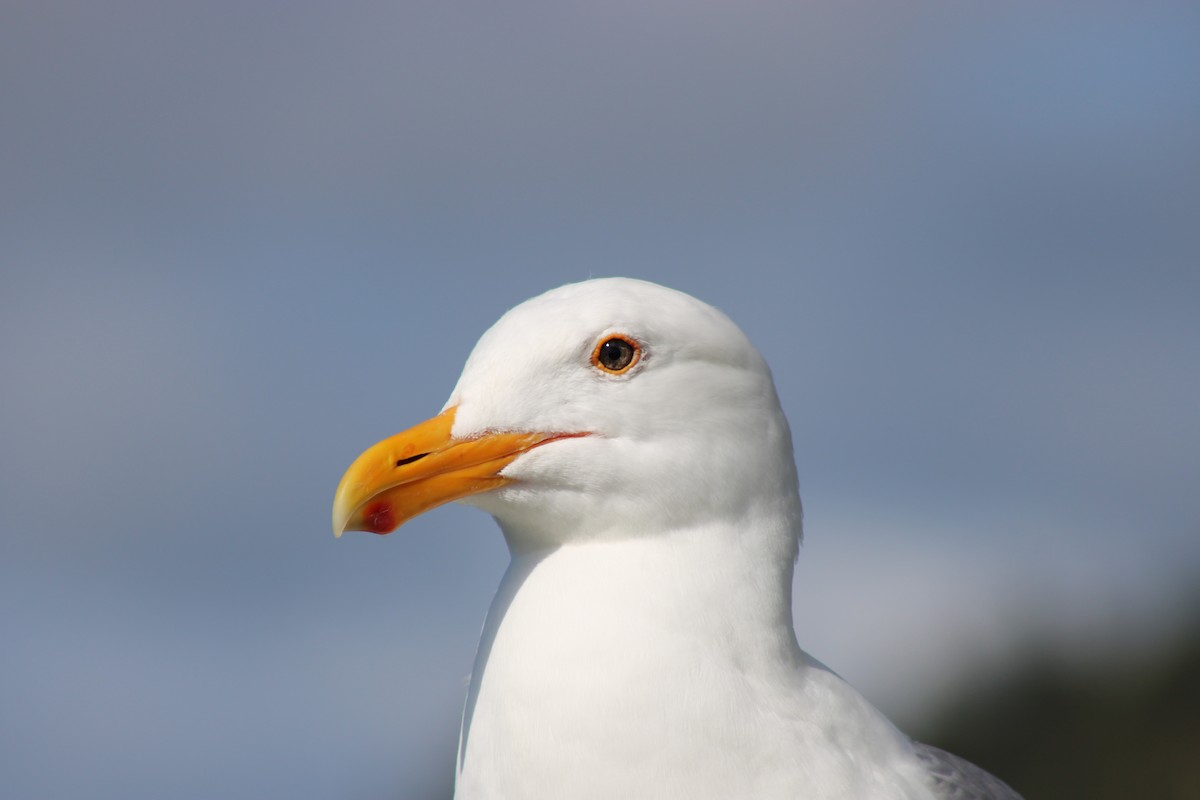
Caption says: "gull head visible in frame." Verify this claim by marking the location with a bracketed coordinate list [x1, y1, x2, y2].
[332, 278, 802, 553]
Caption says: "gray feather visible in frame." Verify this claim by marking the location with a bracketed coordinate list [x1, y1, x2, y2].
[913, 741, 1023, 800]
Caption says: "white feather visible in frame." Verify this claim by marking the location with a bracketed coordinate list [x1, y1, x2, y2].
[422, 278, 1015, 799]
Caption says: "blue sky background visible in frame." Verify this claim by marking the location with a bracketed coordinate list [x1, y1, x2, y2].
[2, 2, 1198, 798]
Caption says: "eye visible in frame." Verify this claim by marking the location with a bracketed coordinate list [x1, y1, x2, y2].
[591, 335, 641, 375]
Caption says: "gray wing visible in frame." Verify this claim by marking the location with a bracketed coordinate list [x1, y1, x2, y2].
[912, 741, 1023, 800]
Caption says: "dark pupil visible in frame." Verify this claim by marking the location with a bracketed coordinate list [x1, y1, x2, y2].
[600, 338, 634, 370]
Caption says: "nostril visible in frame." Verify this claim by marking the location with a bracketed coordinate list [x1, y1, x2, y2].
[395, 452, 430, 468]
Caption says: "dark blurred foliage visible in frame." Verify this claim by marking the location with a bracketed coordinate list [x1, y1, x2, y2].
[915, 605, 1200, 800]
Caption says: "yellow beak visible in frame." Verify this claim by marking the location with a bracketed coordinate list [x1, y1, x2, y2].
[332, 407, 584, 537]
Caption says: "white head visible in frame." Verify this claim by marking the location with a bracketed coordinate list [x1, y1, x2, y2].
[333, 278, 802, 558]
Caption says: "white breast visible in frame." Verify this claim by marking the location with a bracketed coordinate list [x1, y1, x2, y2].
[454, 527, 934, 800]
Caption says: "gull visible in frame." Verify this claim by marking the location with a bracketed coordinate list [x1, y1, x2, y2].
[332, 278, 1023, 800]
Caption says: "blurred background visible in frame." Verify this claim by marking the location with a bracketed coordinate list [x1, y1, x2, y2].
[2, 2, 1198, 798]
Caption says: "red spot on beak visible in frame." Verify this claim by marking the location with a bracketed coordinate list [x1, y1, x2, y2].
[362, 500, 396, 535]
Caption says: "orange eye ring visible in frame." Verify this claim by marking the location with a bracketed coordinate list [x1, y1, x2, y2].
[591, 335, 641, 375]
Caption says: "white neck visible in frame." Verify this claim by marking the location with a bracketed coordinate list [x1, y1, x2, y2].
[453, 517, 930, 800]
